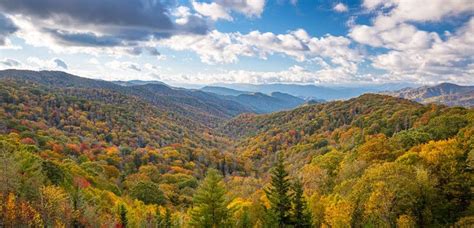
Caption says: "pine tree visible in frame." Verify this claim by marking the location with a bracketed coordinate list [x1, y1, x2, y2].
[156, 209, 163, 228]
[164, 208, 172, 228]
[189, 168, 231, 227]
[118, 204, 128, 228]
[264, 153, 293, 227]
[292, 180, 312, 228]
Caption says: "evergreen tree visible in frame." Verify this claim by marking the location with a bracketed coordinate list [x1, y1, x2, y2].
[118, 204, 128, 228]
[189, 169, 231, 227]
[264, 153, 293, 227]
[164, 208, 172, 228]
[156, 209, 163, 228]
[292, 180, 312, 228]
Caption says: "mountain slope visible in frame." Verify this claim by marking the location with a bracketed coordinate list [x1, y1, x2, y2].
[201, 85, 306, 113]
[383, 83, 474, 107]
[1, 81, 472, 226]
[229, 92, 305, 113]
[0, 69, 252, 127]
[201, 86, 249, 96]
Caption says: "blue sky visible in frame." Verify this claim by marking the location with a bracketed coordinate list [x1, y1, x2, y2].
[0, 0, 473, 86]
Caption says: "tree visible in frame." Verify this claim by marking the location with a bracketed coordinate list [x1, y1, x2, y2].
[39, 185, 72, 227]
[264, 153, 293, 227]
[189, 168, 231, 227]
[292, 180, 312, 227]
[129, 181, 165, 205]
[164, 208, 172, 228]
[118, 204, 128, 228]
[0, 140, 19, 195]
[240, 208, 252, 228]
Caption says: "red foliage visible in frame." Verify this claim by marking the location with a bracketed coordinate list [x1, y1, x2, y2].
[74, 176, 91, 189]
[20, 137, 36, 145]
[52, 143, 64, 153]
[288, 129, 297, 137]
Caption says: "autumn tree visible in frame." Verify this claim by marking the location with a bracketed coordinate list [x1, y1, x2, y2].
[163, 208, 172, 228]
[129, 181, 165, 205]
[189, 168, 231, 227]
[0, 140, 19, 195]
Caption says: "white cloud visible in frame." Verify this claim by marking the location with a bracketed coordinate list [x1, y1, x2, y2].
[349, 0, 474, 84]
[192, 1, 232, 21]
[371, 18, 474, 84]
[192, 0, 265, 21]
[26, 57, 69, 70]
[350, 20, 442, 51]
[105, 60, 142, 72]
[160, 64, 376, 85]
[158, 28, 362, 71]
[88, 58, 100, 65]
[333, 3, 348, 12]
[353, 0, 473, 50]
[362, 0, 474, 23]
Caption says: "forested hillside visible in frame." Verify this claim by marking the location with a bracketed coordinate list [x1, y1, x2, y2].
[0, 73, 473, 227]
[0, 70, 252, 127]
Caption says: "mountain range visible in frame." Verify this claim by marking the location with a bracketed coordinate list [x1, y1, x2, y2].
[382, 82, 474, 107]
[208, 82, 415, 100]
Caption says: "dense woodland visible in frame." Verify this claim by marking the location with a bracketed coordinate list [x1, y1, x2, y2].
[0, 74, 473, 227]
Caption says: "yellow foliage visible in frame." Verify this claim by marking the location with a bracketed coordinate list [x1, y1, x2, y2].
[323, 195, 354, 228]
[396, 215, 416, 228]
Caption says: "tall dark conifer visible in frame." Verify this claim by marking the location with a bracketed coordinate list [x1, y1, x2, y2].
[264, 153, 293, 227]
[292, 180, 312, 227]
[118, 204, 128, 228]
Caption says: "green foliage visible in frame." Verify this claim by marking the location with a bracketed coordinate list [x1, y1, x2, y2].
[292, 180, 312, 227]
[424, 114, 468, 140]
[189, 169, 232, 227]
[129, 181, 165, 205]
[264, 153, 293, 227]
[118, 204, 128, 227]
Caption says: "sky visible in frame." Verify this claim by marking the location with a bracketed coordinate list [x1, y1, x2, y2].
[0, 0, 473, 86]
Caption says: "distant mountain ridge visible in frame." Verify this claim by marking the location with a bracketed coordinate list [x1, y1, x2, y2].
[201, 86, 306, 113]
[201, 86, 249, 96]
[209, 83, 414, 100]
[0, 70, 310, 123]
[382, 83, 474, 107]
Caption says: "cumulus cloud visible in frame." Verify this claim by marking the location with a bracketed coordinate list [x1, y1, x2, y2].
[192, 1, 232, 21]
[352, 0, 474, 50]
[26, 57, 69, 70]
[105, 60, 142, 72]
[162, 64, 375, 85]
[362, 0, 474, 23]
[347, 0, 474, 84]
[350, 19, 442, 50]
[0, 13, 17, 45]
[371, 18, 474, 84]
[158, 28, 362, 70]
[333, 3, 348, 12]
[0, 0, 209, 55]
[192, 0, 265, 21]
